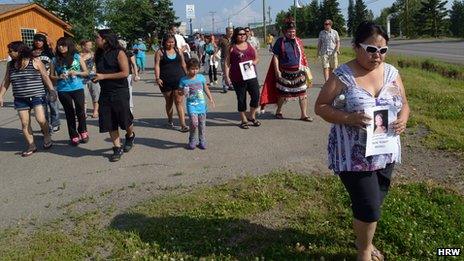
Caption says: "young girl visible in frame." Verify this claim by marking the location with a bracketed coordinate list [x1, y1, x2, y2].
[52, 37, 89, 146]
[179, 58, 215, 150]
[80, 40, 100, 118]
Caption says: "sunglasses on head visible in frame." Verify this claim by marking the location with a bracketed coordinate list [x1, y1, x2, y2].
[359, 43, 388, 54]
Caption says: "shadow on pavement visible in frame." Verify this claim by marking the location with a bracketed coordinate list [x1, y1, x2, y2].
[109, 213, 355, 259]
[103, 136, 185, 150]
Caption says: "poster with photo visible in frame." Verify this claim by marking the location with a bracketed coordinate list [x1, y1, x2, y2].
[239, 60, 257, 81]
[365, 105, 398, 157]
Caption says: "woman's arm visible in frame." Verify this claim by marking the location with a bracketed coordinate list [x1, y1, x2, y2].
[179, 50, 187, 74]
[392, 74, 410, 135]
[0, 63, 11, 106]
[94, 50, 129, 81]
[154, 50, 163, 87]
[72, 57, 89, 77]
[273, 55, 281, 78]
[314, 74, 371, 128]
[130, 56, 139, 79]
[251, 45, 260, 65]
[224, 46, 232, 85]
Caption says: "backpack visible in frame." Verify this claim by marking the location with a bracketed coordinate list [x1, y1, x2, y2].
[205, 44, 215, 55]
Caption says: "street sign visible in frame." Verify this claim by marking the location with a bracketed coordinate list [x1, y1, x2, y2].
[186, 4, 195, 19]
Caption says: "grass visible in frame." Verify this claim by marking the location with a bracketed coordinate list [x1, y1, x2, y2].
[0, 172, 463, 260]
[305, 46, 464, 154]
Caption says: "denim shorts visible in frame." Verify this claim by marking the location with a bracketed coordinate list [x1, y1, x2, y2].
[14, 96, 47, 110]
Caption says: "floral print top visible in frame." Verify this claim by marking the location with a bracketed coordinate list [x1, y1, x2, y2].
[328, 63, 403, 173]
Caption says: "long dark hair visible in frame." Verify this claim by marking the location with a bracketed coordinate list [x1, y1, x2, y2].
[95, 29, 122, 64]
[231, 27, 247, 45]
[161, 33, 178, 51]
[55, 37, 77, 68]
[33, 33, 53, 57]
[7, 41, 32, 68]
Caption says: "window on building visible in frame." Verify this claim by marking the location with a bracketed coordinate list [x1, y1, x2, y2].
[21, 28, 36, 48]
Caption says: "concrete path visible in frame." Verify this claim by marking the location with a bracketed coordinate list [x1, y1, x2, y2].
[0, 50, 331, 228]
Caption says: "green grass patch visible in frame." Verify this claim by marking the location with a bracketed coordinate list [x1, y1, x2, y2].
[0, 172, 462, 260]
[305, 46, 464, 154]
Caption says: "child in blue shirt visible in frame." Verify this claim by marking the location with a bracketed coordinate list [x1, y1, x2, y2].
[179, 58, 215, 150]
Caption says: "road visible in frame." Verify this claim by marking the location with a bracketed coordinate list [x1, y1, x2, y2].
[303, 38, 464, 64]
[0, 50, 331, 228]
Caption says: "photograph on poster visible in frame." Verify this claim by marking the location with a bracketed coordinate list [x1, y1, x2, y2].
[239, 60, 256, 80]
[365, 106, 398, 157]
[373, 110, 388, 135]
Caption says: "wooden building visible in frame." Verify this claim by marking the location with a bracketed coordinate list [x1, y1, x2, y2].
[0, 3, 72, 60]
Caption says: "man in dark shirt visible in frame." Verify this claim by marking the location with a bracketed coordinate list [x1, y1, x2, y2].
[218, 27, 233, 93]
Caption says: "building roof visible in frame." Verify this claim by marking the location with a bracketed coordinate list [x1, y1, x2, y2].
[0, 3, 72, 31]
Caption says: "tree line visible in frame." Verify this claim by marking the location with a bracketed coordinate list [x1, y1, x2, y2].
[276, 0, 464, 38]
[33, 0, 177, 44]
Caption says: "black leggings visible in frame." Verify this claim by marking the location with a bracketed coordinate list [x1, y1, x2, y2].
[233, 78, 260, 112]
[58, 89, 87, 139]
[339, 163, 395, 222]
[209, 65, 217, 82]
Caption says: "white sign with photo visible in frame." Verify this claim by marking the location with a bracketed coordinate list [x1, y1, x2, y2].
[186, 4, 195, 19]
[239, 60, 256, 81]
[365, 105, 398, 157]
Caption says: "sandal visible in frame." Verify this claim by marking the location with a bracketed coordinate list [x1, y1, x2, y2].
[43, 140, 53, 149]
[21, 147, 37, 157]
[179, 126, 190, 133]
[247, 118, 261, 127]
[300, 116, 314, 122]
[275, 113, 284, 119]
[239, 122, 249, 129]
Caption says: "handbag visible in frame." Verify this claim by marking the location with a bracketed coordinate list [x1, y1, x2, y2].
[304, 66, 313, 87]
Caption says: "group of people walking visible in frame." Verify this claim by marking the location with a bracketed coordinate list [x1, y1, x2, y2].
[0, 17, 410, 261]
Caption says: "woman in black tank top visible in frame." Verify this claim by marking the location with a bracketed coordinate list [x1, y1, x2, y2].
[154, 34, 189, 132]
[94, 29, 135, 162]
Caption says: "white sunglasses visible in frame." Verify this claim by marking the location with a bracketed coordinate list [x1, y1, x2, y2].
[359, 43, 389, 54]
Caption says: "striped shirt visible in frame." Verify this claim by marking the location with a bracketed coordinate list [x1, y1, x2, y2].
[8, 59, 46, 98]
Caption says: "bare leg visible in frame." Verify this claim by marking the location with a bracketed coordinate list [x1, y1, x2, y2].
[33, 105, 51, 144]
[299, 95, 308, 119]
[18, 110, 35, 149]
[92, 102, 99, 118]
[354, 218, 377, 261]
[109, 130, 121, 147]
[125, 124, 134, 138]
[249, 107, 258, 120]
[323, 68, 330, 82]
[239, 111, 247, 123]
[276, 97, 285, 115]
[162, 91, 174, 124]
[174, 90, 187, 128]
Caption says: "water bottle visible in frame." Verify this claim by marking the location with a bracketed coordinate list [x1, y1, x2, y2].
[333, 94, 346, 109]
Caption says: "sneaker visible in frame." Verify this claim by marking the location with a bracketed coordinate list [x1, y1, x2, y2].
[71, 137, 80, 146]
[110, 146, 123, 162]
[213, 80, 218, 85]
[123, 132, 135, 152]
[80, 131, 89, 143]
[198, 141, 207, 150]
[187, 140, 196, 150]
[222, 87, 228, 94]
[52, 126, 60, 133]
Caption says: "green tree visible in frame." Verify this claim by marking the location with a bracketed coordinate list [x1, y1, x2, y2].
[414, 0, 448, 37]
[320, 0, 346, 35]
[347, 0, 355, 36]
[394, 0, 422, 37]
[450, 0, 464, 37]
[306, 0, 322, 37]
[148, 0, 178, 39]
[33, 0, 102, 41]
[353, 0, 369, 32]
[375, 7, 401, 37]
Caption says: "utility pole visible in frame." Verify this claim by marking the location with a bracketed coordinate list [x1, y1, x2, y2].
[268, 6, 271, 25]
[209, 11, 216, 34]
[263, 0, 266, 42]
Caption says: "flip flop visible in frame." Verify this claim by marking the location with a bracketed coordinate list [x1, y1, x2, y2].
[275, 113, 284, 119]
[239, 122, 249, 129]
[43, 140, 53, 149]
[21, 147, 37, 157]
[300, 116, 314, 122]
[179, 126, 190, 133]
[247, 118, 261, 127]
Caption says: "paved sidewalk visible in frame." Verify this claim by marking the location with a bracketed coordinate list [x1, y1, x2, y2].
[0, 50, 331, 228]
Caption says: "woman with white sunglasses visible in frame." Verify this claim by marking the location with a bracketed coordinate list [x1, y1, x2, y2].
[315, 21, 410, 261]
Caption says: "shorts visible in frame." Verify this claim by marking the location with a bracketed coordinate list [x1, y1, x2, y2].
[159, 82, 180, 93]
[14, 96, 47, 111]
[98, 90, 134, 133]
[339, 163, 395, 222]
[86, 81, 100, 103]
[322, 53, 338, 69]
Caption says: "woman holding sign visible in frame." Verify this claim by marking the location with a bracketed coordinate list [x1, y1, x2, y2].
[224, 27, 260, 129]
[314, 22, 410, 261]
